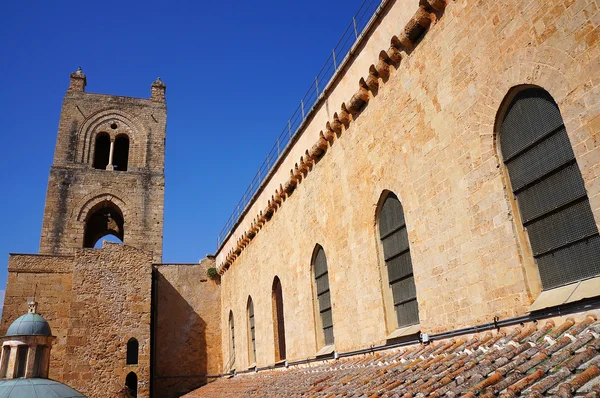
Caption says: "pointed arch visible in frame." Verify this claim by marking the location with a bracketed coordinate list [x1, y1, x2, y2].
[272, 276, 286, 362]
[125, 372, 138, 397]
[311, 244, 334, 349]
[82, 200, 125, 248]
[247, 296, 256, 365]
[496, 85, 600, 290]
[376, 190, 419, 331]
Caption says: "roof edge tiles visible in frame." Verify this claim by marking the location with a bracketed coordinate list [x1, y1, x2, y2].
[183, 312, 600, 397]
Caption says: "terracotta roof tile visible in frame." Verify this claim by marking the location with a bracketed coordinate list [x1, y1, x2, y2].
[184, 314, 600, 397]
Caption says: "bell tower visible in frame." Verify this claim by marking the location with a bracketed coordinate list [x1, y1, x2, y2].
[39, 68, 167, 262]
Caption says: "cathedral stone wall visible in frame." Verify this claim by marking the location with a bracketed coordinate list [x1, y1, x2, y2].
[218, 0, 600, 370]
[153, 257, 222, 398]
[61, 243, 153, 397]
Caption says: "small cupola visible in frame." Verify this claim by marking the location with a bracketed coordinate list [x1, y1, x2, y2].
[0, 299, 86, 397]
[0, 298, 54, 379]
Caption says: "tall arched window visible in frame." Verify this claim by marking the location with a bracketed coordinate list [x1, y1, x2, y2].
[93, 133, 110, 170]
[228, 311, 235, 370]
[113, 134, 129, 171]
[126, 338, 138, 365]
[499, 87, 600, 290]
[312, 245, 334, 348]
[247, 297, 256, 365]
[125, 372, 138, 397]
[378, 192, 419, 329]
[272, 276, 286, 362]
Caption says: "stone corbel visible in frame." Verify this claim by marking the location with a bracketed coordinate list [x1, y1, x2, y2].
[327, 120, 340, 137]
[398, 6, 433, 50]
[338, 104, 351, 127]
[387, 40, 403, 64]
[376, 52, 391, 80]
[366, 65, 380, 91]
[347, 85, 370, 116]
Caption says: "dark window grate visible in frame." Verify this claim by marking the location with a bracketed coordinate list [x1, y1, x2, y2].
[379, 193, 419, 328]
[313, 247, 334, 345]
[501, 88, 600, 290]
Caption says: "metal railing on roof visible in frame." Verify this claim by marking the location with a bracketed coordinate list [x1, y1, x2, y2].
[216, 0, 385, 249]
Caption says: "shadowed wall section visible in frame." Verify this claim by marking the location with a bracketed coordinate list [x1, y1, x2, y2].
[152, 257, 222, 398]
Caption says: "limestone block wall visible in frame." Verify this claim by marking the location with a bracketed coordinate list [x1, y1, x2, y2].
[61, 243, 153, 398]
[40, 167, 165, 262]
[0, 254, 74, 381]
[218, 0, 600, 370]
[152, 257, 222, 398]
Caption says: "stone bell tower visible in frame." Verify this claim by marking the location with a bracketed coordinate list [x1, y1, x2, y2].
[39, 68, 167, 262]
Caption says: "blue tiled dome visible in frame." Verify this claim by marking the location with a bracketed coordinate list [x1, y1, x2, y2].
[6, 313, 52, 337]
[0, 378, 86, 397]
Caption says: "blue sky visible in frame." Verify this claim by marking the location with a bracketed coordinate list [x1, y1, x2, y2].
[0, 0, 367, 311]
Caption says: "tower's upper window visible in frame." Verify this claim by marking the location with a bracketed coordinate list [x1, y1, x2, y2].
[499, 87, 600, 290]
[93, 133, 110, 170]
[113, 134, 129, 171]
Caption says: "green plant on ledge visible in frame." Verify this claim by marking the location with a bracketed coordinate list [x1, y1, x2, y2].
[206, 267, 218, 280]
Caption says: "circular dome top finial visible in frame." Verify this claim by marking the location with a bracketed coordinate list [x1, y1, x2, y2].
[5, 299, 52, 337]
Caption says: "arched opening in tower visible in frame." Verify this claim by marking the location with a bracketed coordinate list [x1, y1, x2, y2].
[93, 133, 110, 170]
[113, 134, 129, 171]
[125, 372, 138, 397]
[83, 201, 125, 248]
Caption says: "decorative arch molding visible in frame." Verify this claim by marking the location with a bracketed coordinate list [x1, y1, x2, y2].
[75, 192, 129, 223]
[76, 108, 147, 167]
[476, 45, 576, 139]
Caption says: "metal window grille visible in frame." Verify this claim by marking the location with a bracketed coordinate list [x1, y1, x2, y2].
[378, 193, 419, 328]
[501, 88, 600, 290]
[313, 247, 334, 346]
[248, 298, 256, 364]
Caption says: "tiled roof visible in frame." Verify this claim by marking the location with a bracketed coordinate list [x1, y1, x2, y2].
[185, 314, 600, 397]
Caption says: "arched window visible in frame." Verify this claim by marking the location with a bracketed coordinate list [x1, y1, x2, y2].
[228, 311, 235, 370]
[125, 372, 138, 397]
[83, 201, 125, 248]
[113, 134, 129, 171]
[247, 297, 256, 365]
[126, 338, 138, 365]
[312, 245, 334, 347]
[93, 133, 110, 170]
[272, 276, 286, 362]
[499, 87, 600, 290]
[378, 192, 419, 329]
